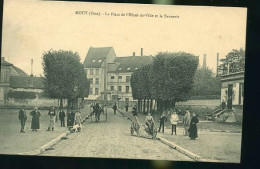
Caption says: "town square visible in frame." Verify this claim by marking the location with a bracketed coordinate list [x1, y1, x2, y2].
[0, 0, 246, 164]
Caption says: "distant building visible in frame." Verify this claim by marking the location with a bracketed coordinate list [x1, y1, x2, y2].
[83, 47, 153, 104]
[0, 57, 29, 105]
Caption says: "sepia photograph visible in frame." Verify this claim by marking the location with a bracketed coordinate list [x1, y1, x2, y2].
[1, 0, 247, 164]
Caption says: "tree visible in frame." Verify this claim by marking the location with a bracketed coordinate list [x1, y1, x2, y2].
[218, 48, 245, 75]
[131, 51, 199, 115]
[192, 67, 221, 97]
[150, 52, 199, 113]
[42, 49, 89, 110]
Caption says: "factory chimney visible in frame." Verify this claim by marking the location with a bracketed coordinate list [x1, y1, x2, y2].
[141, 48, 143, 56]
[31, 59, 33, 76]
[133, 52, 135, 56]
[217, 53, 219, 75]
[203, 54, 207, 69]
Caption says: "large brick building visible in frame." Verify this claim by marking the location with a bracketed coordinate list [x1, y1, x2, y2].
[83, 47, 152, 104]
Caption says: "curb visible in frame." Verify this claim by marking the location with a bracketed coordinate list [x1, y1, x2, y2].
[17, 113, 91, 156]
[117, 109, 205, 162]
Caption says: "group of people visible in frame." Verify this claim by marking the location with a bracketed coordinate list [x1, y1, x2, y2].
[91, 102, 104, 122]
[158, 108, 199, 140]
[18, 106, 82, 133]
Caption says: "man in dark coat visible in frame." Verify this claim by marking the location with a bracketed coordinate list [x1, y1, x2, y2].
[125, 104, 129, 112]
[67, 110, 75, 130]
[59, 109, 66, 127]
[18, 108, 27, 133]
[158, 112, 167, 133]
[132, 105, 137, 116]
[189, 112, 199, 140]
[30, 107, 41, 131]
[113, 103, 117, 115]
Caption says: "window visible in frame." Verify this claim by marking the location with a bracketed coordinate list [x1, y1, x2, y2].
[119, 76, 122, 79]
[127, 68, 131, 70]
[118, 86, 122, 92]
[135, 68, 138, 70]
[89, 88, 93, 95]
[85, 69, 88, 75]
[96, 69, 99, 75]
[126, 76, 131, 82]
[98, 60, 102, 62]
[92, 60, 96, 62]
[95, 88, 99, 95]
[125, 98, 129, 103]
[111, 86, 114, 91]
[111, 76, 115, 80]
[126, 86, 130, 93]
[95, 78, 99, 84]
[89, 78, 93, 84]
[118, 68, 122, 70]
[90, 69, 93, 75]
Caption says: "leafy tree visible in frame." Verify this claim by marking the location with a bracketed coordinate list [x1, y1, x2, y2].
[192, 67, 221, 97]
[218, 48, 245, 75]
[42, 49, 89, 109]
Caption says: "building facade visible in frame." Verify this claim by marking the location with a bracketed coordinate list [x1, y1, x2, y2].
[83, 47, 153, 104]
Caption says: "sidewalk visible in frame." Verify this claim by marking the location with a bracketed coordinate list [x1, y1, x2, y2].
[0, 107, 91, 154]
[120, 109, 242, 163]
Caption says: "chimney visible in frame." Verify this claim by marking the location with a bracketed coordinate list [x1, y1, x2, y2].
[31, 59, 33, 76]
[133, 52, 135, 56]
[141, 48, 143, 56]
[203, 54, 207, 69]
[217, 53, 219, 74]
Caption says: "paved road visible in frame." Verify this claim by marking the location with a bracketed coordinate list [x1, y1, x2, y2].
[42, 110, 192, 161]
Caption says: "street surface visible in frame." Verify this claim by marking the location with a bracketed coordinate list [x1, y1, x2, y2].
[42, 110, 192, 161]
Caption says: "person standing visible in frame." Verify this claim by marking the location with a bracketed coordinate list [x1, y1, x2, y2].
[189, 112, 199, 140]
[59, 108, 66, 127]
[74, 110, 82, 126]
[113, 103, 117, 115]
[132, 105, 137, 116]
[170, 109, 179, 135]
[221, 99, 226, 110]
[67, 110, 75, 130]
[183, 108, 191, 136]
[30, 107, 41, 131]
[158, 112, 167, 133]
[47, 106, 56, 131]
[125, 104, 129, 112]
[18, 108, 27, 133]
[145, 113, 155, 133]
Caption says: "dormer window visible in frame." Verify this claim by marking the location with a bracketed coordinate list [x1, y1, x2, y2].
[98, 60, 102, 62]
[127, 68, 131, 70]
[92, 60, 96, 62]
[135, 68, 138, 70]
[118, 68, 122, 70]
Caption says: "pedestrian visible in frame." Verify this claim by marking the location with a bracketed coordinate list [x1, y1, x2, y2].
[95, 103, 101, 122]
[30, 107, 41, 131]
[113, 103, 117, 115]
[74, 110, 82, 126]
[183, 108, 191, 136]
[59, 108, 66, 127]
[158, 112, 167, 133]
[221, 99, 226, 110]
[145, 113, 155, 133]
[189, 112, 199, 140]
[125, 104, 129, 112]
[67, 110, 75, 130]
[18, 108, 27, 133]
[170, 109, 179, 135]
[132, 105, 137, 116]
[47, 106, 56, 131]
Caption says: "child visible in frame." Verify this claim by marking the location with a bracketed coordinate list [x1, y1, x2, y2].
[170, 109, 179, 135]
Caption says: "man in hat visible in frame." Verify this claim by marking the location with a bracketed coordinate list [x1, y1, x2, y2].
[18, 108, 27, 133]
[59, 108, 66, 127]
[47, 106, 56, 131]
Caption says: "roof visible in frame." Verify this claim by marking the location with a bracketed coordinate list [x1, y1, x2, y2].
[10, 76, 45, 89]
[1, 57, 13, 66]
[10, 65, 29, 77]
[83, 47, 114, 68]
[113, 56, 153, 73]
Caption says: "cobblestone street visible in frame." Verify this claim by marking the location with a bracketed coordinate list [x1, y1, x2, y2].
[42, 109, 192, 161]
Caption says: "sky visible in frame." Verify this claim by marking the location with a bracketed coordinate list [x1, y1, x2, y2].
[2, 0, 247, 76]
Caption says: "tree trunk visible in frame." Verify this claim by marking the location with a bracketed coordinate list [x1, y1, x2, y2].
[143, 99, 146, 114]
[147, 99, 150, 114]
[140, 99, 143, 113]
[150, 99, 153, 113]
[138, 99, 141, 113]
[59, 99, 63, 109]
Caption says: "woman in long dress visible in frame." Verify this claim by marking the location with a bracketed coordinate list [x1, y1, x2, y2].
[30, 107, 41, 131]
[189, 112, 199, 140]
